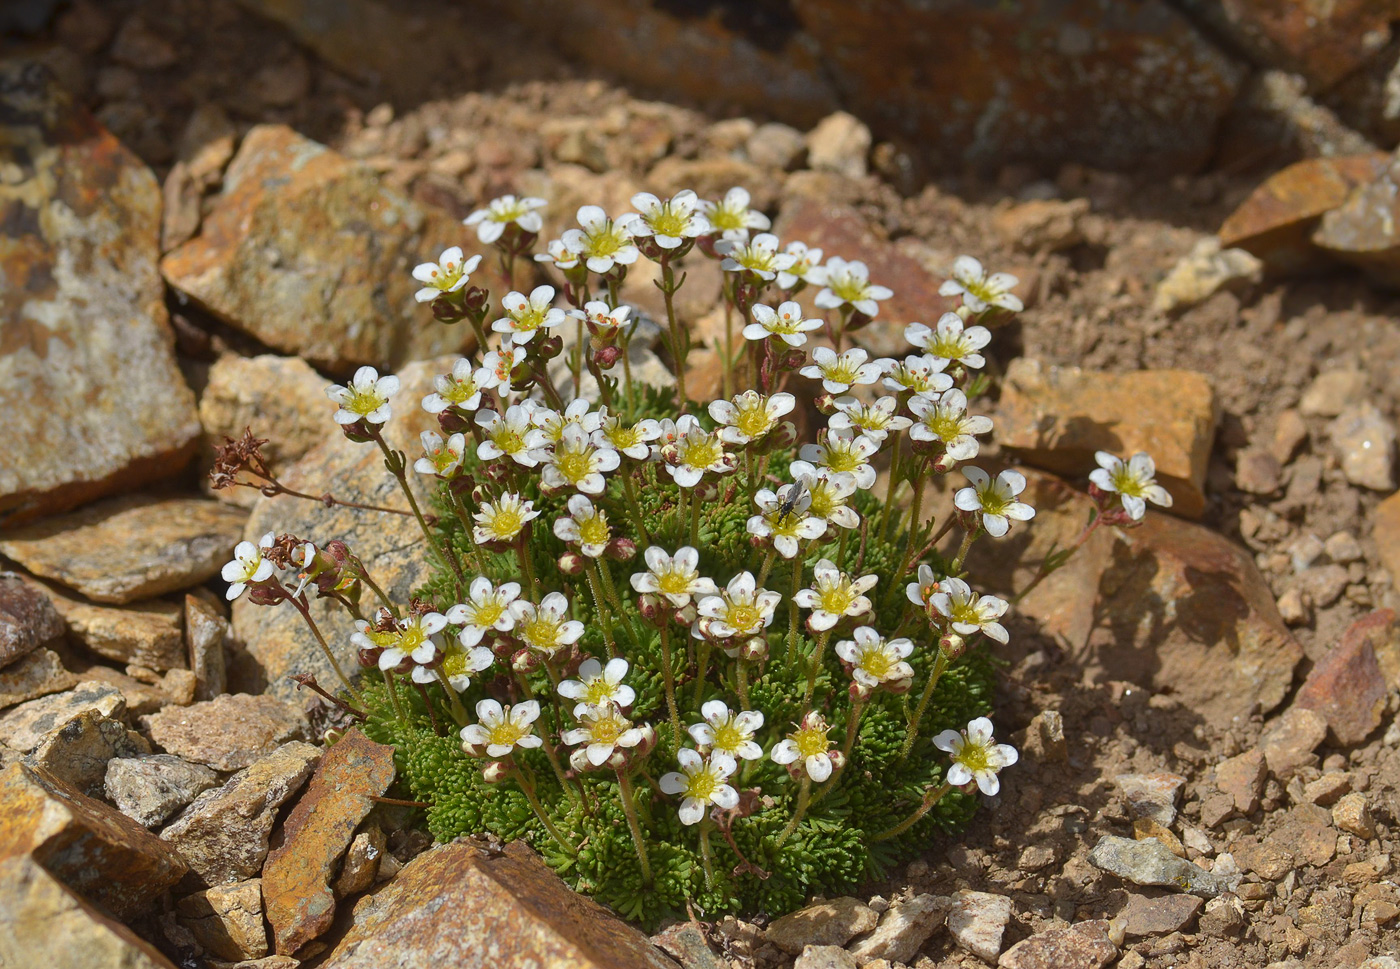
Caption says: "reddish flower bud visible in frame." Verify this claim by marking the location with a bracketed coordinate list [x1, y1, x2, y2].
[673, 603, 697, 626]
[638, 594, 666, 625]
[558, 551, 585, 575]
[357, 647, 381, 668]
[828, 749, 847, 771]
[481, 760, 511, 784]
[605, 537, 637, 561]
[814, 394, 838, 415]
[438, 409, 471, 434]
[539, 335, 564, 359]
[592, 344, 623, 369]
[741, 636, 768, 662]
[931, 450, 958, 473]
[460, 739, 485, 758]
[694, 479, 719, 502]
[939, 632, 966, 660]
[511, 649, 539, 672]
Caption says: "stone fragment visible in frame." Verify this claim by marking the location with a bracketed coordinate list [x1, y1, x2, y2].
[142, 693, 308, 771]
[994, 198, 1089, 253]
[1153, 237, 1262, 314]
[1133, 818, 1184, 857]
[1290, 563, 1350, 611]
[176, 879, 268, 962]
[1277, 803, 1339, 867]
[1198, 894, 1246, 938]
[794, 946, 857, 969]
[804, 111, 870, 179]
[0, 855, 178, 969]
[1333, 792, 1376, 838]
[80, 664, 185, 717]
[1271, 409, 1308, 463]
[765, 896, 878, 954]
[1339, 609, 1400, 685]
[161, 742, 320, 887]
[0, 680, 125, 753]
[995, 360, 1218, 518]
[33, 580, 186, 671]
[0, 61, 201, 524]
[1313, 160, 1400, 287]
[1231, 838, 1294, 880]
[1293, 618, 1388, 745]
[319, 840, 678, 968]
[0, 495, 247, 605]
[997, 919, 1117, 969]
[0, 573, 65, 667]
[1260, 707, 1329, 776]
[1114, 773, 1185, 826]
[334, 825, 386, 898]
[1301, 369, 1369, 417]
[1087, 836, 1228, 897]
[1235, 447, 1281, 495]
[1118, 893, 1203, 938]
[105, 753, 219, 827]
[1215, 749, 1267, 814]
[1329, 403, 1396, 491]
[0, 761, 187, 918]
[24, 709, 149, 796]
[846, 893, 948, 964]
[1303, 772, 1353, 806]
[1021, 709, 1067, 763]
[1379, 492, 1400, 597]
[947, 891, 1013, 962]
[0, 649, 77, 710]
[263, 730, 396, 955]
[747, 122, 806, 170]
[185, 593, 228, 701]
[1018, 843, 1056, 871]
[162, 125, 483, 371]
[1325, 530, 1364, 563]
[651, 922, 728, 969]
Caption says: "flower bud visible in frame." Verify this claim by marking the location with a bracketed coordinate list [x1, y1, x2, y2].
[888, 675, 914, 695]
[606, 749, 628, 770]
[673, 603, 697, 626]
[511, 648, 539, 673]
[592, 344, 623, 369]
[430, 294, 466, 324]
[814, 394, 838, 416]
[849, 680, 873, 701]
[569, 747, 591, 772]
[780, 349, 807, 372]
[659, 443, 680, 466]
[463, 286, 489, 313]
[558, 551, 585, 575]
[481, 760, 511, 784]
[828, 749, 847, 771]
[939, 632, 966, 660]
[357, 647, 382, 668]
[605, 537, 637, 561]
[634, 723, 658, 757]
[638, 593, 666, 625]
[438, 409, 472, 434]
[460, 739, 485, 758]
[765, 421, 798, 452]
[931, 450, 959, 474]
[799, 710, 826, 731]
[248, 583, 288, 606]
[694, 479, 719, 502]
[741, 636, 768, 663]
[340, 419, 376, 444]
[955, 304, 973, 321]
[539, 335, 564, 360]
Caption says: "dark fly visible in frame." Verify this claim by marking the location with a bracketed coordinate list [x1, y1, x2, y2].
[775, 477, 809, 525]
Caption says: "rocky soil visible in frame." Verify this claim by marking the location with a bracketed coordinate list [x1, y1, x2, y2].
[6, 1, 1400, 968]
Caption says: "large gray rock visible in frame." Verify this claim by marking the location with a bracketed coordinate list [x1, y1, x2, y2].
[1088, 835, 1231, 898]
[105, 753, 220, 828]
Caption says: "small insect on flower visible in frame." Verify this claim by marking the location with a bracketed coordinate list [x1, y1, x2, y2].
[749, 482, 828, 559]
[905, 313, 992, 370]
[836, 627, 915, 692]
[908, 390, 994, 461]
[628, 189, 711, 249]
[700, 186, 770, 241]
[412, 246, 481, 303]
[630, 546, 719, 608]
[799, 346, 884, 395]
[326, 366, 400, 426]
[814, 257, 893, 318]
[930, 578, 1010, 644]
[472, 492, 541, 545]
[939, 256, 1024, 315]
[558, 657, 636, 717]
[222, 531, 276, 601]
[492, 285, 568, 345]
[660, 749, 740, 825]
[775, 476, 809, 526]
[413, 430, 467, 478]
[509, 592, 585, 658]
[776, 241, 827, 290]
[933, 717, 1019, 795]
[770, 712, 835, 781]
[561, 205, 641, 275]
[460, 699, 544, 757]
[553, 494, 613, 558]
[793, 559, 878, 631]
[1089, 451, 1173, 520]
[802, 471, 860, 529]
[744, 301, 825, 347]
[688, 700, 765, 760]
[717, 232, 795, 281]
[954, 468, 1035, 538]
[447, 577, 522, 647]
[463, 195, 546, 244]
[422, 358, 487, 415]
[563, 703, 647, 768]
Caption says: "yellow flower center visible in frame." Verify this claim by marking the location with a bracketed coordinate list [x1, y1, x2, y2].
[658, 571, 693, 596]
[687, 770, 718, 800]
[608, 426, 641, 449]
[826, 448, 863, 474]
[977, 487, 1009, 516]
[578, 515, 610, 546]
[678, 436, 721, 470]
[650, 209, 687, 238]
[398, 626, 426, 653]
[735, 403, 773, 439]
[431, 447, 460, 472]
[444, 379, 477, 404]
[523, 617, 561, 650]
[793, 725, 828, 758]
[585, 224, 627, 256]
[726, 603, 760, 632]
[860, 648, 893, 677]
[818, 585, 856, 615]
[833, 277, 867, 302]
[808, 485, 842, 520]
[492, 427, 525, 454]
[555, 448, 594, 483]
[712, 721, 745, 751]
[470, 600, 505, 627]
[440, 648, 470, 677]
[956, 740, 991, 772]
[950, 601, 981, 625]
[488, 721, 526, 747]
[588, 713, 625, 745]
[925, 413, 963, 443]
[365, 628, 398, 648]
[345, 387, 386, 416]
[1111, 467, 1148, 498]
[583, 679, 615, 705]
[928, 334, 967, 359]
[822, 361, 858, 384]
[486, 507, 524, 538]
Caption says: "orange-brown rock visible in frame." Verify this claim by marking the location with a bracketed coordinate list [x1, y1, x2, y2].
[1313, 159, 1400, 287]
[994, 360, 1219, 519]
[1294, 611, 1391, 745]
[0, 573, 65, 669]
[1377, 491, 1400, 598]
[142, 693, 309, 772]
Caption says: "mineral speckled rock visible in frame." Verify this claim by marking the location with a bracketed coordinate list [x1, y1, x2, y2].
[997, 919, 1118, 969]
[185, 592, 229, 701]
[1313, 158, 1400, 287]
[141, 693, 309, 771]
[947, 891, 1013, 962]
[1293, 617, 1389, 746]
[176, 878, 269, 962]
[24, 709, 150, 796]
[764, 896, 878, 954]
[0, 680, 125, 753]
[0, 572, 65, 668]
[1088, 835, 1228, 897]
[846, 893, 950, 964]
[0, 61, 200, 524]
[0, 649, 77, 710]
[105, 753, 219, 827]
[1118, 893, 1203, 938]
[29, 577, 186, 671]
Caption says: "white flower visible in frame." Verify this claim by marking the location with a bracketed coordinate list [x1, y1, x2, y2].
[433, 641, 495, 691]
[700, 186, 770, 241]
[793, 559, 877, 631]
[558, 657, 635, 717]
[696, 571, 781, 642]
[630, 546, 719, 607]
[412, 246, 480, 303]
[829, 396, 912, 443]
[594, 409, 660, 460]
[666, 419, 735, 487]
[802, 471, 860, 529]
[480, 342, 526, 394]
[571, 300, 632, 337]
[472, 492, 541, 545]
[422, 358, 487, 414]
[460, 699, 543, 757]
[1089, 451, 1173, 520]
[954, 468, 1035, 538]
[413, 430, 467, 478]
[836, 626, 915, 691]
[376, 611, 449, 673]
[476, 405, 550, 467]
[796, 429, 879, 490]
[710, 391, 795, 446]
[905, 313, 992, 369]
[562, 206, 640, 275]
[222, 531, 275, 600]
[908, 390, 993, 460]
[534, 237, 581, 270]
[717, 232, 794, 281]
[905, 563, 942, 609]
[510, 592, 585, 658]
[939, 256, 1023, 314]
[814, 257, 892, 317]
[747, 483, 828, 559]
[770, 713, 834, 782]
[563, 703, 646, 768]
[553, 494, 613, 558]
[660, 749, 739, 825]
[326, 366, 399, 425]
[541, 424, 619, 496]
[463, 195, 545, 244]
[688, 700, 765, 760]
[776, 241, 827, 290]
[531, 398, 603, 444]
[492, 285, 567, 345]
[628, 190, 710, 249]
[447, 577, 522, 647]
[799, 346, 883, 394]
[881, 353, 955, 399]
[933, 717, 1018, 795]
[930, 578, 1009, 644]
[744, 300, 824, 347]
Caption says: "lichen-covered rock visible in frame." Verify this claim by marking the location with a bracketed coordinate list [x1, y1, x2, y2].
[24, 709, 150, 796]
[0, 649, 76, 710]
[104, 753, 219, 828]
[185, 592, 228, 701]
[28, 577, 186, 671]
[0, 680, 125, 753]
[141, 693, 309, 771]
[1088, 836, 1229, 897]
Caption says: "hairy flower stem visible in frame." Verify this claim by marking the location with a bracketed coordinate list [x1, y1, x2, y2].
[572, 318, 585, 397]
[801, 630, 832, 707]
[690, 488, 703, 547]
[832, 305, 853, 353]
[722, 300, 735, 400]
[514, 766, 577, 856]
[372, 433, 464, 592]
[583, 563, 618, 658]
[658, 255, 689, 408]
[693, 640, 712, 707]
[620, 473, 653, 546]
[616, 771, 654, 886]
[699, 821, 717, 888]
[450, 493, 491, 573]
[512, 671, 577, 800]
[872, 782, 952, 842]
[288, 597, 364, 706]
[898, 648, 951, 763]
[878, 433, 906, 544]
[735, 659, 751, 709]
[950, 525, 982, 575]
[786, 560, 804, 664]
[756, 548, 778, 589]
[775, 776, 811, 848]
[382, 670, 409, 724]
[233, 477, 411, 517]
[814, 698, 866, 805]
[659, 624, 683, 752]
[515, 532, 539, 598]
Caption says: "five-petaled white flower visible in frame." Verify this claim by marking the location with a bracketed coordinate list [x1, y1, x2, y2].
[665, 418, 735, 487]
[630, 546, 719, 607]
[480, 342, 526, 393]
[541, 424, 619, 495]
[460, 699, 543, 758]
[796, 429, 880, 490]
[906, 313, 993, 369]
[563, 703, 646, 768]
[447, 577, 522, 647]
[376, 611, 449, 673]
[422, 358, 487, 415]
[770, 712, 834, 781]
[700, 186, 770, 241]
[717, 232, 794, 281]
[534, 237, 581, 270]
[829, 396, 913, 443]
[412, 246, 480, 303]
[531, 398, 602, 445]
[326, 366, 399, 426]
[594, 410, 660, 460]
[492, 285, 568, 345]
[747, 482, 828, 559]
[800, 346, 884, 394]
[476, 405, 550, 467]
[940, 256, 1023, 314]
[882, 353, 956, 399]
[571, 300, 632, 339]
[710, 390, 795, 446]
[815, 257, 893, 318]
[793, 559, 878, 631]
[1089, 451, 1173, 520]
[509, 592, 585, 658]
[660, 749, 739, 825]
[433, 641, 495, 691]
[905, 563, 942, 609]
[222, 531, 275, 600]
[472, 492, 541, 545]
[464, 195, 546, 244]
[933, 716, 1018, 795]
[744, 300, 825, 347]
[836, 626, 915, 692]
[562, 205, 641, 274]
[696, 571, 781, 642]
[776, 241, 827, 290]
[954, 468, 1035, 538]
[413, 430, 467, 478]
[628, 190, 711, 249]
[802, 470, 860, 529]
[908, 390, 993, 461]
[688, 700, 765, 760]
[558, 657, 636, 717]
[553, 494, 613, 558]
[930, 578, 1010, 644]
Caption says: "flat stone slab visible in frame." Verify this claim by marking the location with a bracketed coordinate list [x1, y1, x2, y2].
[141, 693, 309, 771]
[0, 680, 126, 753]
[0, 573, 65, 668]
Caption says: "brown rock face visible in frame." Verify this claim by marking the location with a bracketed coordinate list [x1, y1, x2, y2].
[0, 573, 65, 668]
[176, 878, 269, 962]
[0, 762, 188, 919]
[1377, 491, 1400, 598]
[141, 693, 309, 771]
[27, 576, 186, 671]
[162, 124, 483, 371]
[0, 649, 77, 710]
[0, 61, 201, 525]
[319, 840, 679, 969]
[995, 360, 1219, 519]
[1293, 612, 1390, 745]
[1312, 159, 1400, 286]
